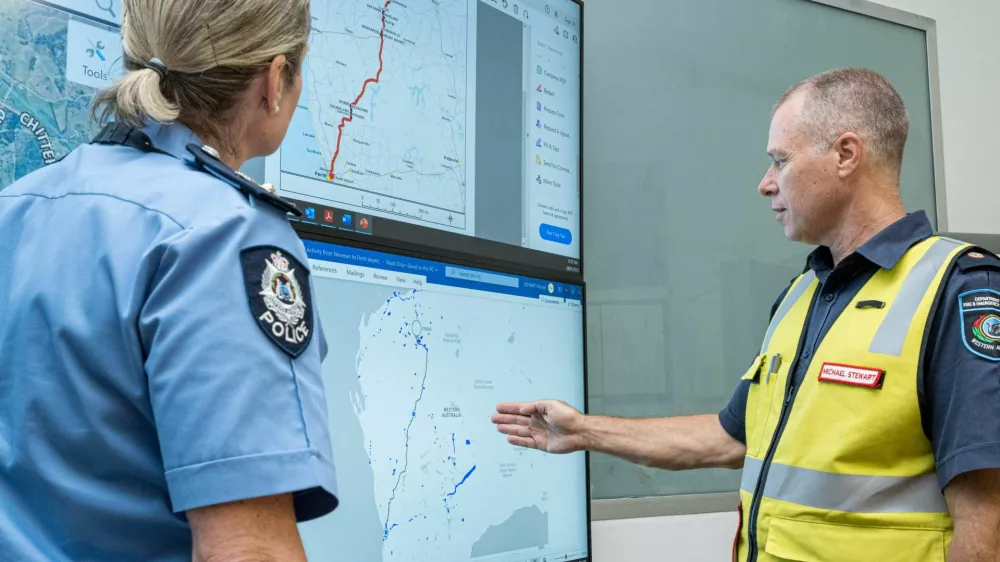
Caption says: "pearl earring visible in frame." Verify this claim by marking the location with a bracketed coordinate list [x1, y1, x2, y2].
[273, 104, 280, 114]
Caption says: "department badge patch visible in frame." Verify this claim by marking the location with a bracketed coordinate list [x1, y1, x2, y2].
[959, 289, 1000, 361]
[241, 246, 313, 357]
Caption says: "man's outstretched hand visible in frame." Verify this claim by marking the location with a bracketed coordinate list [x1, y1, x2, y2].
[492, 400, 588, 454]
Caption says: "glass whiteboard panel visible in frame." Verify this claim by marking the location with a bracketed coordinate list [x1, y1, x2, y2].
[582, 0, 936, 499]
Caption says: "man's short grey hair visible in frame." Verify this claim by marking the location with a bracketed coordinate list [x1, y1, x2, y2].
[775, 68, 909, 178]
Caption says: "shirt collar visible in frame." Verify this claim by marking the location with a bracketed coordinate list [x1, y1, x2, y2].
[140, 121, 205, 161]
[807, 210, 934, 273]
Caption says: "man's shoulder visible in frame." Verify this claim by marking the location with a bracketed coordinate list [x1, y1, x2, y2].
[928, 244, 1000, 361]
[770, 283, 792, 321]
[769, 270, 810, 321]
[937, 244, 1000, 296]
[949, 246, 1000, 275]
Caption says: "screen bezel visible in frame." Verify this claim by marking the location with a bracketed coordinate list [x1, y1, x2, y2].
[296, 224, 593, 562]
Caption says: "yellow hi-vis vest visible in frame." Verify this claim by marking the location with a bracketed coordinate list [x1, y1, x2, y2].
[734, 236, 969, 562]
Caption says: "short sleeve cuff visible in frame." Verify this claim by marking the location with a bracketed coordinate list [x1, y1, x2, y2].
[718, 408, 746, 445]
[166, 447, 338, 521]
[936, 440, 1000, 489]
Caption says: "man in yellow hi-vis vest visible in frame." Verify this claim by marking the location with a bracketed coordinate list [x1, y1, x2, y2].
[492, 68, 1000, 561]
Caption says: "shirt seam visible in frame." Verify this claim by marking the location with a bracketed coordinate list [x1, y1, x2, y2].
[720, 406, 744, 427]
[164, 447, 322, 475]
[290, 359, 313, 449]
[0, 191, 187, 230]
[718, 408, 745, 443]
[936, 440, 1000, 469]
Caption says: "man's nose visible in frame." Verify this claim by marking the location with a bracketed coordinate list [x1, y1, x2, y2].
[759, 166, 777, 197]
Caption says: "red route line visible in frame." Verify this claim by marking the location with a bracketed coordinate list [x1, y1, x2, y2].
[327, 0, 392, 180]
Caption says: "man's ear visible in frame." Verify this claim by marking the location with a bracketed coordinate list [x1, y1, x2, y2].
[834, 132, 863, 178]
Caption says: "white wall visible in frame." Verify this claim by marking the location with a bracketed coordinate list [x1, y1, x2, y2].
[588, 1, 1000, 559]
[875, 0, 1000, 234]
[592, 513, 737, 562]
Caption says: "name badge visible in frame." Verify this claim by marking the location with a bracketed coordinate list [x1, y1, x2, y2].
[818, 362, 885, 389]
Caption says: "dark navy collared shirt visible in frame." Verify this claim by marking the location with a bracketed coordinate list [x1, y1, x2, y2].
[719, 211, 1000, 489]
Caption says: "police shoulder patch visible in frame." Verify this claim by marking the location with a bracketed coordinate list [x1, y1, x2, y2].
[240, 246, 313, 357]
[959, 289, 1000, 361]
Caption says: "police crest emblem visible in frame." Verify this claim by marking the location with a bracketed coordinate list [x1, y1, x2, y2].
[241, 246, 313, 357]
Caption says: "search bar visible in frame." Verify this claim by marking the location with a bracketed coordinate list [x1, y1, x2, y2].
[445, 266, 519, 288]
[41, 0, 121, 26]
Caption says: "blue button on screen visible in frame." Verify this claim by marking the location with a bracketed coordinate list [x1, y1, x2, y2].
[539, 223, 572, 245]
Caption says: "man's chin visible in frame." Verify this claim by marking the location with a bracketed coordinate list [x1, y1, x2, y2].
[783, 224, 802, 242]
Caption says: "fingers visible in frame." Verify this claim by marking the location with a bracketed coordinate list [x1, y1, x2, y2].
[507, 435, 538, 449]
[496, 402, 535, 415]
[496, 424, 532, 438]
[536, 399, 572, 416]
[490, 413, 530, 426]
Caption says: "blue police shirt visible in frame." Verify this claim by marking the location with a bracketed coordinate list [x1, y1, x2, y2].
[0, 122, 338, 561]
[719, 211, 1000, 490]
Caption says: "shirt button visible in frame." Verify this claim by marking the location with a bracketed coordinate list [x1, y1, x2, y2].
[824, 293, 835, 302]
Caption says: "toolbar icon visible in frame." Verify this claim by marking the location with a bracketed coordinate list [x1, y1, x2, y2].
[86, 39, 106, 60]
[357, 215, 372, 234]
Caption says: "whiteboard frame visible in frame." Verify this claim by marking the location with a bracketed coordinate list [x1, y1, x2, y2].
[808, 0, 948, 230]
[590, 0, 946, 521]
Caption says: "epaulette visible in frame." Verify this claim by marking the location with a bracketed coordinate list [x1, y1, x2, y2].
[955, 247, 1000, 273]
[186, 144, 302, 217]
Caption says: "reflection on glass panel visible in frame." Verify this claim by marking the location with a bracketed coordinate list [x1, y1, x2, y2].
[582, 0, 936, 499]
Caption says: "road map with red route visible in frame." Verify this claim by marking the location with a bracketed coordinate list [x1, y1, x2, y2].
[280, 0, 469, 227]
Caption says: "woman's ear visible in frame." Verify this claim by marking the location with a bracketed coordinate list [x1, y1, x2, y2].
[264, 55, 289, 113]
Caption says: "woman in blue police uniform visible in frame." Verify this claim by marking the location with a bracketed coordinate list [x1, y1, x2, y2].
[0, 1, 337, 560]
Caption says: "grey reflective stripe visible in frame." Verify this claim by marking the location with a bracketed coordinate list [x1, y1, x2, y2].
[741, 456, 764, 494]
[869, 237, 965, 356]
[740, 457, 948, 514]
[760, 271, 817, 352]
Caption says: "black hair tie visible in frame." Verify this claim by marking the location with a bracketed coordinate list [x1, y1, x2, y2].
[144, 57, 167, 79]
